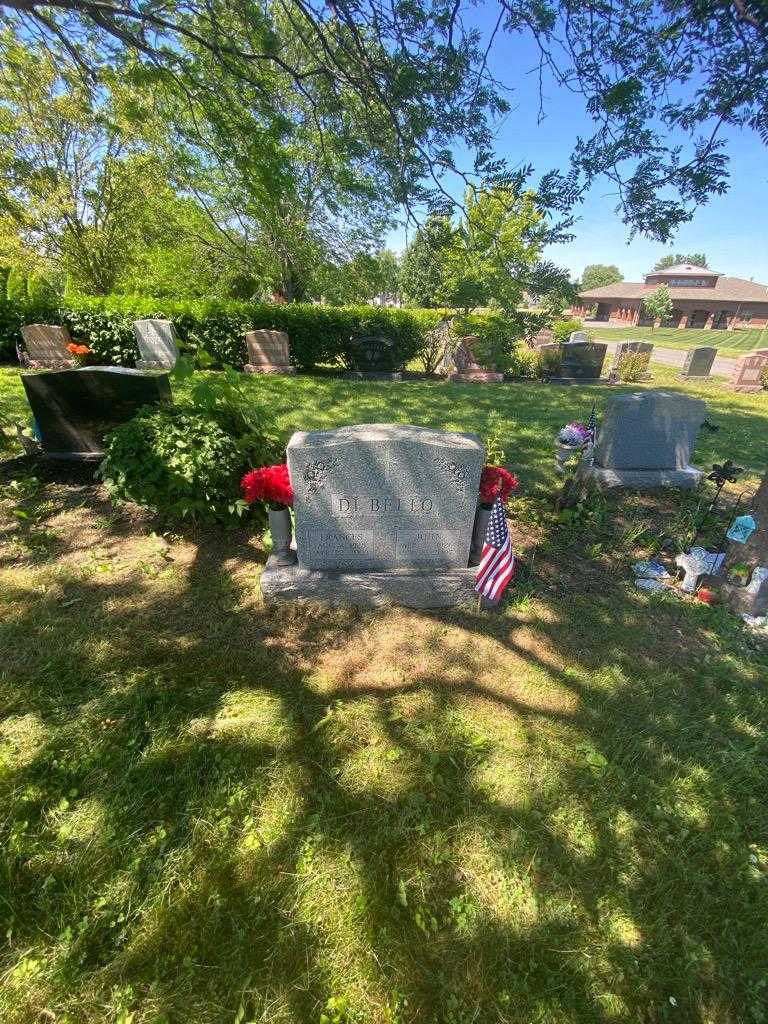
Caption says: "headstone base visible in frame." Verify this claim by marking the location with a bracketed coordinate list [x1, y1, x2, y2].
[244, 363, 297, 375]
[546, 376, 606, 385]
[136, 359, 169, 371]
[579, 465, 703, 491]
[728, 383, 763, 393]
[448, 371, 504, 383]
[261, 556, 477, 608]
[342, 371, 403, 380]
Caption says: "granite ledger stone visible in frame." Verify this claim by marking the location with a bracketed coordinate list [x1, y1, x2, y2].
[22, 367, 172, 459]
[133, 319, 179, 370]
[580, 390, 706, 490]
[288, 424, 484, 572]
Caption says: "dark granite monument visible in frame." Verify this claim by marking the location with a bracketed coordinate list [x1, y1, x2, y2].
[21, 367, 172, 460]
[344, 335, 403, 379]
[679, 346, 717, 380]
[557, 341, 607, 381]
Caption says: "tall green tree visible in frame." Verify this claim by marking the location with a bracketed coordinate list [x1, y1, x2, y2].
[400, 216, 454, 307]
[653, 253, 709, 270]
[581, 264, 623, 290]
[643, 285, 674, 328]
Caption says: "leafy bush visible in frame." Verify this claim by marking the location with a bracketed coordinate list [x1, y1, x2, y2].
[99, 370, 283, 522]
[552, 318, 585, 343]
[536, 345, 562, 378]
[617, 351, 649, 382]
[452, 311, 546, 374]
[27, 274, 58, 304]
[6, 267, 28, 303]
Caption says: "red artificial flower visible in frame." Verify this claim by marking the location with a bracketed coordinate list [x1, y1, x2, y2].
[66, 342, 91, 356]
[479, 465, 518, 506]
[240, 463, 294, 507]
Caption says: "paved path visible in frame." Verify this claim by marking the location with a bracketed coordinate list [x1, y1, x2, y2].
[601, 339, 735, 377]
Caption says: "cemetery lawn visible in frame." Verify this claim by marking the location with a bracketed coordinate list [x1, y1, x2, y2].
[1, 363, 768, 1023]
[588, 325, 768, 358]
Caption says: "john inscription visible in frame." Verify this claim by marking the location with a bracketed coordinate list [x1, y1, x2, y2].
[287, 424, 484, 572]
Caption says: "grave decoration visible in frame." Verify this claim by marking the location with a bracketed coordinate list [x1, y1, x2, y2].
[471, 465, 518, 565]
[240, 463, 297, 566]
[65, 342, 91, 365]
[344, 335, 402, 379]
[133, 319, 180, 371]
[715, 469, 768, 619]
[261, 423, 484, 607]
[18, 324, 77, 369]
[21, 367, 172, 460]
[244, 330, 296, 375]
[579, 391, 706, 490]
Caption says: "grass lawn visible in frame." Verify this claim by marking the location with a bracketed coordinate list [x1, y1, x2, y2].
[588, 325, 768, 358]
[1, 364, 768, 1023]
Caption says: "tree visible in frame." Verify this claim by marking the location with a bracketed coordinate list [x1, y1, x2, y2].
[654, 253, 709, 270]
[400, 216, 454, 308]
[581, 265, 623, 290]
[5, 267, 27, 302]
[2, 1, 767, 242]
[643, 285, 674, 328]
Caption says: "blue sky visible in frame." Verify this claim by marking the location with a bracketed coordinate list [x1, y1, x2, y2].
[386, 15, 768, 285]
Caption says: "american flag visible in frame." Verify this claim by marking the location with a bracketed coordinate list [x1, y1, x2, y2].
[475, 497, 515, 603]
[587, 402, 596, 439]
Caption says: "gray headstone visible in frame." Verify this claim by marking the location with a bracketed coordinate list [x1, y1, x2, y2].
[20, 324, 75, 368]
[288, 424, 484, 571]
[133, 319, 179, 370]
[568, 331, 589, 344]
[594, 391, 706, 470]
[680, 346, 717, 378]
[560, 341, 607, 379]
[21, 367, 172, 459]
[611, 340, 654, 373]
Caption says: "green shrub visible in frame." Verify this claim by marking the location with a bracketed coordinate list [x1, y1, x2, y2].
[6, 267, 28, 303]
[99, 391, 283, 523]
[451, 311, 545, 374]
[616, 351, 649, 382]
[536, 345, 562, 378]
[27, 273, 58, 304]
[0, 267, 8, 303]
[552, 318, 585, 343]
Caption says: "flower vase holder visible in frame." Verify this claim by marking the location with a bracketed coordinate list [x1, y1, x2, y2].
[469, 503, 492, 565]
[268, 506, 297, 566]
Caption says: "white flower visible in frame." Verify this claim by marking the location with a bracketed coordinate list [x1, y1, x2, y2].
[669, 997, 678, 1007]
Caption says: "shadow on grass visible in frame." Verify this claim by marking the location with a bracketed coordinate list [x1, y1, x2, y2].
[1, 478, 767, 1023]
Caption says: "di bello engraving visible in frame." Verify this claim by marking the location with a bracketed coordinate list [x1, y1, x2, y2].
[335, 495, 435, 514]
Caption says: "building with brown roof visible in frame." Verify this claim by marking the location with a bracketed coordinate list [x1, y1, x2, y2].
[574, 263, 768, 330]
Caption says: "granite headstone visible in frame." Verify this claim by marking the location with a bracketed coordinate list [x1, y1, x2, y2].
[344, 335, 402, 379]
[21, 367, 172, 459]
[680, 346, 717, 379]
[449, 335, 503, 382]
[568, 331, 589, 344]
[558, 341, 607, 380]
[133, 319, 179, 370]
[580, 390, 706, 489]
[19, 324, 75, 369]
[610, 340, 653, 376]
[729, 351, 768, 392]
[244, 330, 296, 374]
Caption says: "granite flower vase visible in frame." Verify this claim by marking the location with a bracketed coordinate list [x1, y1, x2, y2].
[268, 505, 297, 566]
[469, 502, 493, 566]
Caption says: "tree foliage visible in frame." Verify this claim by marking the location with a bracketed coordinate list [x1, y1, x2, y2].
[400, 216, 454, 308]
[581, 264, 623, 290]
[653, 253, 709, 270]
[643, 285, 674, 328]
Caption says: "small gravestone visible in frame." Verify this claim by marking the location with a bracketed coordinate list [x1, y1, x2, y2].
[611, 340, 653, 377]
[556, 341, 607, 380]
[244, 330, 296, 375]
[344, 335, 402, 379]
[580, 390, 706, 490]
[19, 324, 75, 369]
[449, 335, 503, 382]
[679, 346, 717, 379]
[21, 367, 172, 460]
[568, 331, 589, 344]
[729, 351, 768, 392]
[262, 423, 484, 606]
[133, 319, 179, 370]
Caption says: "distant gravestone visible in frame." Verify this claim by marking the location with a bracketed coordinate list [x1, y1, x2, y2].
[133, 319, 179, 370]
[680, 346, 717, 379]
[568, 331, 589, 344]
[21, 367, 172, 460]
[611, 340, 653, 376]
[558, 341, 607, 380]
[580, 390, 706, 490]
[263, 424, 484, 606]
[244, 330, 296, 375]
[345, 335, 402, 379]
[729, 351, 768, 392]
[449, 335, 504, 382]
[19, 324, 75, 369]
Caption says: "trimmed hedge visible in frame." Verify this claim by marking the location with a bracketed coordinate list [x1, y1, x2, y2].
[1, 292, 550, 370]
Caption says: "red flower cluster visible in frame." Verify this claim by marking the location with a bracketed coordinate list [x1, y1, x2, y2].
[66, 342, 91, 357]
[479, 465, 518, 506]
[240, 464, 294, 507]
